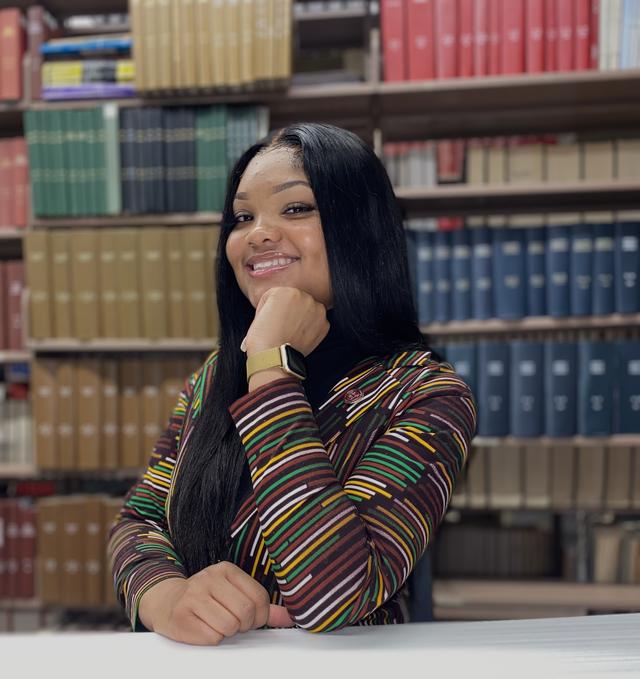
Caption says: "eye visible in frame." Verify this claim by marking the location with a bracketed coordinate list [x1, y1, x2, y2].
[233, 212, 253, 224]
[284, 202, 315, 215]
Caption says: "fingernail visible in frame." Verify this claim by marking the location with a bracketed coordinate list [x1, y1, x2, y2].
[240, 338, 246, 352]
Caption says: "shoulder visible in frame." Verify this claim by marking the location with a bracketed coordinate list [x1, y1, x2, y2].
[184, 348, 220, 396]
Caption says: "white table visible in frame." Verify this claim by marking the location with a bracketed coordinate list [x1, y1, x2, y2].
[2, 613, 639, 679]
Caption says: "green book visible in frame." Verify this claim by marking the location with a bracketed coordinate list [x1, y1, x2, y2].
[212, 105, 228, 212]
[62, 109, 79, 216]
[24, 110, 44, 217]
[102, 102, 122, 215]
[50, 109, 68, 216]
[79, 109, 95, 215]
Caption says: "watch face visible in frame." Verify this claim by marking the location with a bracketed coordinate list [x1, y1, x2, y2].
[284, 345, 307, 379]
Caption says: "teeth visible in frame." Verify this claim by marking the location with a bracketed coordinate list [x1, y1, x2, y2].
[252, 258, 295, 271]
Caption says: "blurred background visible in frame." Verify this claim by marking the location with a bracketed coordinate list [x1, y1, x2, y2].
[0, 0, 639, 633]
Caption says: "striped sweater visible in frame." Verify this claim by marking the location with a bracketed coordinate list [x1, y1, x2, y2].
[108, 349, 476, 633]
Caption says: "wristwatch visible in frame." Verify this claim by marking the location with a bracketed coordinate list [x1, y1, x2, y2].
[246, 343, 307, 381]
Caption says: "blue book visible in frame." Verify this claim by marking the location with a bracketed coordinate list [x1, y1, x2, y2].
[592, 223, 616, 315]
[546, 225, 571, 317]
[615, 341, 640, 433]
[451, 229, 472, 320]
[614, 221, 640, 313]
[477, 341, 510, 437]
[510, 341, 544, 437]
[570, 224, 593, 316]
[525, 227, 546, 317]
[577, 341, 614, 436]
[415, 231, 435, 325]
[405, 229, 419, 311]
[445, 342, 477, 398]
[471, 227, 493, 319]
[544, 341, 577, 437]
[492, 227, 526, 319]
[41, 37, 132, 55]
[433, 231, 452, 323]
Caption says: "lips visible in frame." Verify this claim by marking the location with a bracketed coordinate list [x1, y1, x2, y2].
[245, 253, 300, 277]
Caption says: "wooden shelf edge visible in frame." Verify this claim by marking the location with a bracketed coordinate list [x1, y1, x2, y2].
[0, 464, 38, 478]
[471, 435, 640, 448]
[0, 351, 31, 363]
[27, 339, 217, 352]
[0, 228, 26, 240]
[30, 213, 222, 228]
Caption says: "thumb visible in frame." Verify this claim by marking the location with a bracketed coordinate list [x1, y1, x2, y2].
[267, 604, 294, 628]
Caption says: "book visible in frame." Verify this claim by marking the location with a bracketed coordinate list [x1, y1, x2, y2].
[525, 226, 546, 316]
[477, 341, 510, 437]
[473, 0, 490, 76]
[6, 261, 25, 351]
[470, 226, 493, 319]
[510, 340, 544, 437]
[492, 227, 526, 319]
[50, 231, 74, 337]
[451, 228, 472, 320]
[525, 0, 544, 72]
[70, 231, 100, 339]
[444, 342, 477, 397]
[501, 0, 525, 75]
[433, 230, 452, 322]
[544, 341, 577, 437]
[0, 8, 25, 102]
[577, 340, 614, 436]
[592, 223, 616, 315]
[570, 223, 593, 316]
[546, 224, 571, 317]
[435, 0, 458, 78]
[614, 220, 640, 313]
[615, 340, 640, 434]
[381, 0, 407, 81]
[416, 230, 435, 325]
[407, 0, 435, 80]
[24, 232, 53, 339]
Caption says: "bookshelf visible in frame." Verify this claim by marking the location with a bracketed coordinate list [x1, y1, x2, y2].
[31, 213, 222, 229]
[0, 229, 26, 241]
[26, 338, 216, 352]
[0, 351, 30, 363]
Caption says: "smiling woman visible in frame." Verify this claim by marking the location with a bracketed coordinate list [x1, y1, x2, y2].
[107, 122, 477, 645]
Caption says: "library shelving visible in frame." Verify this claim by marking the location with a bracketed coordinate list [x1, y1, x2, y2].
[26, 338, 216, 353]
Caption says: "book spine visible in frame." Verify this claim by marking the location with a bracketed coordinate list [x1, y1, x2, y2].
[473, 0, 490, 76]
[416, 230, 435, 325]
[451, 228, 472, 320]
[0, 9, 25, 101]
[407, 0, 436, 80]
[544, 340, 577, 436]
[545, 224, 571, 317]
[545, 0, 558, 70]
[557, 0, 575, 70]
[511, 340, 544, 437]
[493, 227, 527, 319]
[615, 340, 640, 434]
[435, 0, 459, 78]
[589, 0, 600, 68]
[525, 226, 547, 316]
[459, 0, 474, 76]
[71, 231, 100, 339]
[101, 360, 119, 470]
[119, 359, 142, 469]
[525, 0, 545, 72]
[575, 0, 591, 69]
[50, 231, 74, 337]
[31, 359, 58, 469]
[471, 226, 494, 319]
[488, 0, 502, 73]
[592, 223, 615, 315]
[76, 359, 102, 469]
[433, 229, 452, 322]
[445, 342, 478, 399]
[501, 0, 525, 74]
[27, 6, 45, 100]
[615, 220, 640, 313]
[577, 340, 614, 436]
[6, 261, 25, 350]
[139, 228, 169, 339]
[570, 223, 594, 316]
[56, 362, 76, 470]
[381, 0, 407, 81]
[477, 341, 510, 437]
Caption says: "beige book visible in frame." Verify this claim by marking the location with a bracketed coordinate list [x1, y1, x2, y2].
[157, 0, 173, 89]
[98, 230, 119, 338]
[162, 359, 189, 424]
[130, 0, 147, 91]
[114, 229, 142, 338]
[487, 444, 522, 509]
[582, 140, 615, 222]
[575, 445, 606, 509]
[225, 0, 241, 87]
[182, 0, 198, 89]
[171, 0, 185, 88]
[550, 445, 576, 509]
[31, 359, 58, 470]
[593, 525, 623, 583]
[486, 138, 507, 227]
[142, 358, 164, 466]
[204, 226, 220, 338]
[50, 231, 74, 338]
[265, 0, 276, 82]
[632, 448, 640, 509]
[195, 0, 213, 87]
[56, 361, 76, 471]
[466, 138, 486, 184]
[61, 497, 86, 606]
[253, 0, 270, 82]
[507, 139, 545, 227]
[617, 139, 640, 179]
[523, 444, 551, 509]
[100, 360, 119, 470]
[143, 0, 158, 90]
[84, 496, 106, 606]
[36, 498, 63, 604]
[119, 359, 142, 470]
[102, 497, 125, 607]
[166, 228, 187, 337]
[465, 445, 488, 509]
[75, 359, 102, 470]
[605, 446, 633, 509]
[183, 227, 209, 339]
[546, 135, 581, 225]
[240, 0, 254, 85]
[139, 228, 169, 339]
[211, 0, 226, 87]
[70, 230, 100, 340]
[23, 231, 53, 339]
[278, 0, 292, 81]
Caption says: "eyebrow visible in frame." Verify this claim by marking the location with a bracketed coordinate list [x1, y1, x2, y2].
[235, 180, 310, 201]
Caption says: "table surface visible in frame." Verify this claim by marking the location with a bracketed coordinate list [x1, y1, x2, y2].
[2, 613, 639, 679]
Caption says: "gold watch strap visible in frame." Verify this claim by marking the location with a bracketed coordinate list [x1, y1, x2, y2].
[246, 346, 286, 381]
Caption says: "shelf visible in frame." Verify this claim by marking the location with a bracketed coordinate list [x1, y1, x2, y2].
[0, 351, 30, 364]
[471, 435, 640, 448]
[0, 464, 37, 478]
[30, 213, 222, 229]
[27, 338, 217, 353]
[433, 580, 640, 613]
[397, 180, 640, 217]
[295, 5, 371, 50]
[423, 313, 640, 337]
[0, 228, 26, 240]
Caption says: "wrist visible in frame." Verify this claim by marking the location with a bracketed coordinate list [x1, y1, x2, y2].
[248, 367, 291, 393]
[138, 577, 187, 631]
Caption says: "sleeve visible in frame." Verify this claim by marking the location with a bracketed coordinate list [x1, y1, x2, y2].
[228, 367, 476, 633]
[107, 371, 196, 631]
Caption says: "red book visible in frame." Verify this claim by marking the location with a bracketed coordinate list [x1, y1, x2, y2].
[488, 0, 502, 74]
[0, 8, 25, 101]
[459, 0, 474, 76]
[574, 0, 590, 69]
[0, 262, 7, 349]
[545, 0, 558, 71]
[27, 6, 58, 101]
[589, 0, 599, 69]
[407, 0, 435, 80]
[19, 503, 37, 599]
[12, 138, 29, 228]
[6, 260, 25, 350]
[501, 0, 525, 74]
[557, 0, 574, 71]
[526, 0, 545, 72]
[473, 0, 490, 76]
[381, 0, 407, 81]
[6, 501, 20, 598]
[435, 0, 458, 78]
[0, 502, 6, 598]
[0, 139, 10, 227]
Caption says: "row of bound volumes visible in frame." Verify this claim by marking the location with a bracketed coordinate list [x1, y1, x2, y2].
[407, 222, 640, 324]
[0, 499, 36, 599]
[130, 0, 292, 93]
[0, 260, 25, 351]
[24, 227, 220, 341]
[0, 138, 29, 228]
[24, 104, 268, 217]
[442, 339, 640, 437]
[0, 378, 30, 467]
[31, 355, 205, 471]
[42, 59, 135, 101]
[0, 8, 25, 102]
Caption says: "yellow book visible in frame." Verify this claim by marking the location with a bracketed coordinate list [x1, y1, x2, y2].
[240, 0, 254, 86]
[211, 0, 226, 87]
[253, 0, 270, 83]
[274, 0, 292, 81]
[157, 0, 173, 89]
[182, 0, 198, 88]
[130, 0, 146, 91]
[195, 0, 213, 87]
[225, 0, 241, 87]
[171, 0, 185, 89]
[143, 0, 158, 90]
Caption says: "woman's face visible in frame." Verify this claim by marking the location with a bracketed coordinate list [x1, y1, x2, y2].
[226, 146, 333, 309]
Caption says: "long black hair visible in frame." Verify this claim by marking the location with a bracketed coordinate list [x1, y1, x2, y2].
[169, 122, 432, 576]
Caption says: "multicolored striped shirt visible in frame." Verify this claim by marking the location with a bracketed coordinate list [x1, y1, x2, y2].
[108, 349, 476, 632]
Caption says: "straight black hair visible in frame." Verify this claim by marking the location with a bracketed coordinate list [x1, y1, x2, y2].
[169, 122, 432, 576]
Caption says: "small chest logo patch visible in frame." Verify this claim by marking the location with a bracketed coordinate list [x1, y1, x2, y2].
[344, 388, 365, 404]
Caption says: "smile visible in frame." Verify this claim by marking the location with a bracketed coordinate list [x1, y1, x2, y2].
[246, 257, 299, 277]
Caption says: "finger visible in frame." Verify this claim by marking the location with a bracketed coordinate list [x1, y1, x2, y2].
[168, 613, 224, 647]
[193, 597, 241, 638]
[267, 604, 294, 628]
[255, 287, 275, 314]
[201, 576, 257, 632]
[223, 564, 271, 629]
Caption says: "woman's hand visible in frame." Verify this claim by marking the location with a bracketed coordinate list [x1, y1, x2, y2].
[138, 561, 294, 646]
[242, 286, 330, 357]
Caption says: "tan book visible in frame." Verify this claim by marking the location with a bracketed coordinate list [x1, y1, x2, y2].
[114, 229, 142, 338]
[31, 359, 58, 470]
[593, 525, 623, 583]
[253, 0, 270, 83]
[265, 0, 276, 82]
[50, 231, 74, 338]
[82, 496, 106, 606]
[23, 232, 53, 340]
[100, 359, 119, 470]
[183, 227, 209, 339]
[488, 444, 522, 509]
[70, 230, 100, 340]
[507, 137, 544, 227]
[486, 137, 507, 227]
[582, 140, 615, 222]
[546, 134, 581, 225]
[161, 358, 189, 424]
[225, 0, 241, 87]
[278, 0, 292, 81]
[575, 445, 606, 509]
[632, 447, 640, 510]
[166, 228, 187, 337]
[182, 0, 198, 88]
[142, 358, 164, 466]
[98, 229, 119, 338]
[61, 497, 85, 606]
[195, 0, 213, 87]
[157, 0, 173, 89]
[204, 225, 220, 338]
[171, 0, 184, 89]
[36, 498, 63, 604]
[605, 446, 633, 509]
[139, 228, 169, 339]
[56, 361, 76, 471]
[240, 0, 254, 85]
[523, 444, 551, 509]
[210, 0, 226, 87]
[75, 359, 102, 470]
[103, 497, 124, 607]
[550, 444, 576, 509]
[130, 0, 146, 91]
[617, 138, 640, 179]
[465, 445, 488, 509]
[119, 359, 142, 470]
[143, 0, 158, 91]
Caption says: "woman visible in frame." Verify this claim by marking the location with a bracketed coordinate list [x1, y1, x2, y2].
[108, 122, 476, 645]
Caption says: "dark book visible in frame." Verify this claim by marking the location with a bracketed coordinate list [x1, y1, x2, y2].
[451, 228, 472, 320]
[433, 230, 452, 323]
[544, 341, 577, 437]
[405, 228, 418, 311]
[492, 227, 526, 319]
[525, 226, 546, 317]
[577, 340, 614, 436]
[470, 226, 493, 319]
[546, 224, 571, 317]
[614, 221, 640, 314]
[445, 342, 477, 398]
[119, 107, 136, 213]
[592, 223, 615, 315]
[416, 230, 435, 325]
[181, 107, 197, 212]
[615, 340, 640, 434]
[510, 341, 544, 437]
[163, 107, 180, 213]
[570, 223, 593, 316]
[477, 341, 510, 437]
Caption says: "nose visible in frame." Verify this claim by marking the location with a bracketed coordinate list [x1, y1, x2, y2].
[246, 215, 282, 247]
